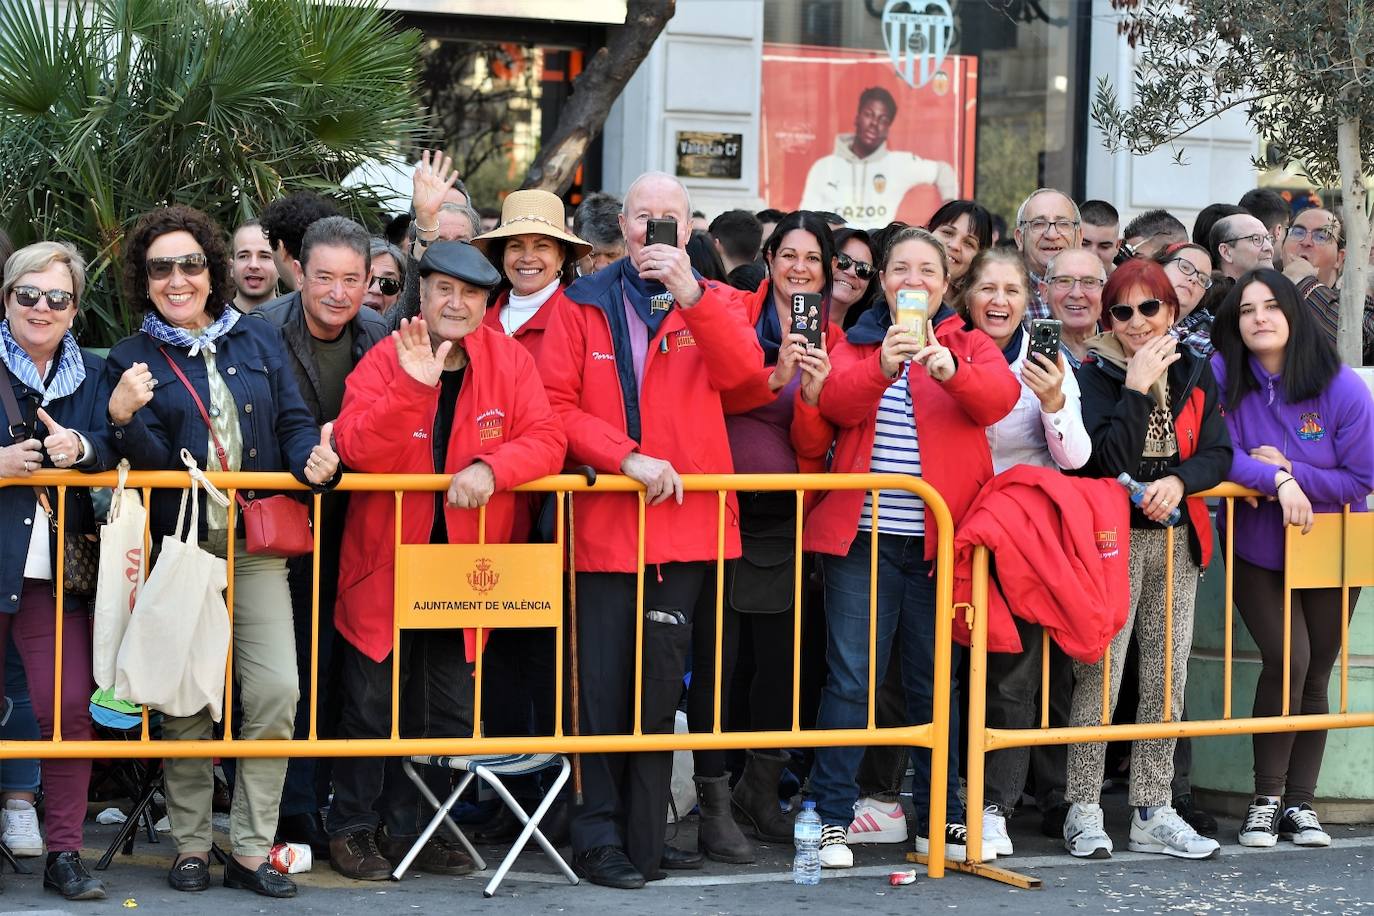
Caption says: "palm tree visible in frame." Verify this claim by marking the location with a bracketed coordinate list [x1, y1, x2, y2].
[0, 0, 422, 345]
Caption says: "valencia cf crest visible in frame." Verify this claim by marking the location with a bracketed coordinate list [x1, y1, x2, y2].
[882, 0, 954, 89]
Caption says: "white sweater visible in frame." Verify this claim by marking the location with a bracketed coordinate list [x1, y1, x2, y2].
[985, 334, 1092, 475]
[799, 136, 958, 227]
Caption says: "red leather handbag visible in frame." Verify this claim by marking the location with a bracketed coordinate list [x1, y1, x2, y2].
[160, 348, 314, 557]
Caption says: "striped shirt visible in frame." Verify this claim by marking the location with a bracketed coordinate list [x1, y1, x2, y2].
[859, 370, 925, 536]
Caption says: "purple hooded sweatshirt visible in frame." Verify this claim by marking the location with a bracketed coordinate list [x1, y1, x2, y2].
[1211, 353, 1374, 571]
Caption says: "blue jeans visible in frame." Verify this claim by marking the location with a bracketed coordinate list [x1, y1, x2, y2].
[1, 637, 40, 793]
[810, 531, 964, 830]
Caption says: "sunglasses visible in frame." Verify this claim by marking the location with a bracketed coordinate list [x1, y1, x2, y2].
[835, 252, 874, 279]
[369, 276, 402, 296]
[1108, 298, 1164, 323]
[146, 253, 208, 281]
[10, 285, 74, 310]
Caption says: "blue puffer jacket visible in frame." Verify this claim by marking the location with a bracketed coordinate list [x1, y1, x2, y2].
[0, 349, 117, 612]
[104, 313, 324, 541]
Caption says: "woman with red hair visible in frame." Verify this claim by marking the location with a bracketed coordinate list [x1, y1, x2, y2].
[1060, 257, 1231, 862]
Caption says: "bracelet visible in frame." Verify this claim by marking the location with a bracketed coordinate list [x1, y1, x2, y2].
[1277, 476, 1297, 493]
[413, 220, 438, 235]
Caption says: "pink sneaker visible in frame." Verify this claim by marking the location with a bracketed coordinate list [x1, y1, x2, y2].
[847, 797, 908, 844]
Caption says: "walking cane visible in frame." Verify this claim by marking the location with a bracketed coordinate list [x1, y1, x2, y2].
[566, 466, 596, 806]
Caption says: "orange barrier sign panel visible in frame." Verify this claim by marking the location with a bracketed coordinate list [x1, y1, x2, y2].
[394, 543, 562, 629]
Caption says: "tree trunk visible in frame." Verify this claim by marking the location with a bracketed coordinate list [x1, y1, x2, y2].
[522, 0, 676, 195]
[1335, 109, 1369, 366]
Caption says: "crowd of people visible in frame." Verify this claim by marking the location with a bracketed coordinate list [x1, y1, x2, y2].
[0, 152, 1370, 901]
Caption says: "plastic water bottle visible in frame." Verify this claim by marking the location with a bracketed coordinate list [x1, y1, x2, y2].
[1117, 472, 1182, 526]
[793, 800, 822, 885]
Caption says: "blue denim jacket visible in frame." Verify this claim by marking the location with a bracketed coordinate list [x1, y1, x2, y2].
[104, 314, 324, 541]
[0, 349, 117, 612]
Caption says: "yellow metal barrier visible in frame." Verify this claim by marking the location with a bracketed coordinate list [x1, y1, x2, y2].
[2, 469, 960, 879]
[961, 485, 1374, 886]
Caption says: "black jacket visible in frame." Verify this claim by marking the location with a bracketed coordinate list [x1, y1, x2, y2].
[104, 317, 327, 541]
[249, 293, 390, 425]
[1075, 346, 1232, 564]
[0, 350, 117, 611]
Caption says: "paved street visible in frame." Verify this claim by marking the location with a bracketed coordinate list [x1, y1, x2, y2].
[2, 793, 1369, 915]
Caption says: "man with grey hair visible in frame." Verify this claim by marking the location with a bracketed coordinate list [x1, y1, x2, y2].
[573, 191, 625, 276]
[1014, 189, 1082, 320]
[1210, 212, 1275, 282]
[541, 170, 763, 889]
[1042, 247, 1107, 373]
[251, 214, 391, 855]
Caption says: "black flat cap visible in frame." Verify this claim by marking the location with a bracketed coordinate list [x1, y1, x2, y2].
[418, 240, 501, 288]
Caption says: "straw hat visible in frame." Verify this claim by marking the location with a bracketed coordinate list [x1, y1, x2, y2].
[470, 189, 592, 259]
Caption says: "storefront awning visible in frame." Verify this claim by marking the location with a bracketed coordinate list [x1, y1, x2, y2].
[379, 1, 626, 25]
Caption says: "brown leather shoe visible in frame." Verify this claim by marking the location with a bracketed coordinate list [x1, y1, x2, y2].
[328, 828, 392, 881]
[378, 827, 475, 876]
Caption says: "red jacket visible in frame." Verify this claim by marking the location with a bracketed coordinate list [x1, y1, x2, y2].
[540, 269, 764, 572]
[793, 312, 1019, 560]
[953, 467, 1131, 663]
[333, 324, 568, 661]
[480, 286, 569, 365]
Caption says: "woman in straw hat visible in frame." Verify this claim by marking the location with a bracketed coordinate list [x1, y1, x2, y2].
[466, 189, 590, 846]
[472, 189, 591, 362]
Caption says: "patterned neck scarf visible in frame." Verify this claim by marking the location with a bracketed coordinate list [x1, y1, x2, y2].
[140, 307, 239, 356]
[0, 320, 86, 406]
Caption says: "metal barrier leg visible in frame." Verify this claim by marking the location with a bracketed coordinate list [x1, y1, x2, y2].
[913, 547, 1041, 888]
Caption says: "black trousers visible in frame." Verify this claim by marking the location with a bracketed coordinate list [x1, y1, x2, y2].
[326, 631, 474, 839]
[571, 563, 706, 877]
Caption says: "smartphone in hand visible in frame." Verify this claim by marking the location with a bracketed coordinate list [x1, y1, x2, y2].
[1028, 318, 1062, 366]
[895, 288, 929, 348]
[646, 218, 678, 248]
[791, 292, 824, 349]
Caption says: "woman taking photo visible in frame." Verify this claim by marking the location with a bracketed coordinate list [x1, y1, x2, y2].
[0, 241, 114, 901]
[926, 200, 993, 308]
[1063, 257, 1231, 861]
[955, 247, 1091, 859]
[793, 226, 1019, 868]
[106, 205, 338, 899]
[829, 228, 878, 329]
[1210, 269, 1373, 849]
[472, 189, 591, 362]
[685, 210, 833, 863]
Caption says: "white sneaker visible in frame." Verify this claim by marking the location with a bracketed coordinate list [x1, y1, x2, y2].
[1129, 805, 1220, 859]
[1238, 797, 1280, 848]
[982, 806, 1013, 858]
[1279, 804, 1331, 847]
[914, 823, 971, 863]
[818, 824, 853, 869]
[2, 799, 43, 857]
[847, 797, 907, 844]
[1063, 802, 1113, 859]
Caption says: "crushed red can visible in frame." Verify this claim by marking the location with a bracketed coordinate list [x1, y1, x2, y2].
[889, 869, 918, 886]
[269, 841, 312, 874]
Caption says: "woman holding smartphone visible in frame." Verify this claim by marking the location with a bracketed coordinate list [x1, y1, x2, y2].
[686, 210, 834, 862]
[792, 226, 1019, 868]
[1209, 269, 1373, 849]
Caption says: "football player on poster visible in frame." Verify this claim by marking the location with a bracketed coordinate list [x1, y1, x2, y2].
[799, 86, 957, 227]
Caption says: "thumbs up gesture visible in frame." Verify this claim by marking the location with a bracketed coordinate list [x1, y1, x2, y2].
[37, 407, 83, 468]
[304, 421, 339, 485]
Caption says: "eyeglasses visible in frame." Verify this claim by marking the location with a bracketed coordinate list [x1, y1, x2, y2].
[1019, 217, 1080, 236]
[146, 253, 208, 280]
[1222, 233, 1272, 249]
[369, 276, 402, 296]
[1108, 298, 1164, 323]
[1164, 257, 1213, 289]
[1286, 224, 1338, 246]
[835, 252, 874, 279]
[10, 285, 74, 310]
[1047, 275, 1104, 292]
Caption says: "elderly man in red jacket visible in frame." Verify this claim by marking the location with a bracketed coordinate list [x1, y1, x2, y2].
[325, 241, 567, 882]
[540, 171, 763, 889]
